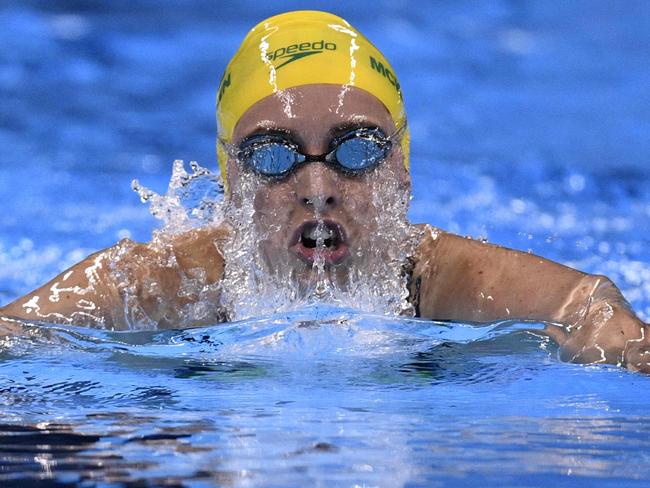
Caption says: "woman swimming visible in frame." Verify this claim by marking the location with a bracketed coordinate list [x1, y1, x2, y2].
[1, 11, 648, 372]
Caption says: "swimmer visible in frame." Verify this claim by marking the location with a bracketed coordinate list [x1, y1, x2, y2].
[1, 11, 649, 372]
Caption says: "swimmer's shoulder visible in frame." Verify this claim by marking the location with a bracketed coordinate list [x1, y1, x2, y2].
[164, 224, 231, 284]
[412, 223, 444, 240]
[410, 223, 507, 258]
[410, 223, 447, 258]
[409, 224, 494, 272]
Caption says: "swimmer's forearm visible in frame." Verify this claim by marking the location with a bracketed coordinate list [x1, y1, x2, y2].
[0, 226, 229, 331]
[412, 226, 649, 370]
[411, 226, 593, 323]
[0, 248, 125, 329]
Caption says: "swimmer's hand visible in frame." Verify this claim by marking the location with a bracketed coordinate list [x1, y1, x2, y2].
[0, 316, 23, 337]
[542, 277, 650, 373]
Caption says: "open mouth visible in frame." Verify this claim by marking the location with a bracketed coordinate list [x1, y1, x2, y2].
[290, 220, 350, 266]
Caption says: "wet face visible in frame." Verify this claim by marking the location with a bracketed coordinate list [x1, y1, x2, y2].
[226, 84, 410, 289]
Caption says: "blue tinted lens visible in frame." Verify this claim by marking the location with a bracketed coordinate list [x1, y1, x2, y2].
[335, 136, 389, 171]
[243, 142, 302, 176]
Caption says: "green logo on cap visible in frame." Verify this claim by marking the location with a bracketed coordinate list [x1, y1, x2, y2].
[369, 56, 402, 97]
[267, 40, 337, 70]
[276, 50, 322, 69]
[218, 72, 231, 103]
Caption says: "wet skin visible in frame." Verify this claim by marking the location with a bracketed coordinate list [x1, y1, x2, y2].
[225, 84, 409, 289]
[1, 84, 649, 373]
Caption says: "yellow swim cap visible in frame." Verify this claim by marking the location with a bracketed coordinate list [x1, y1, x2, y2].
[216, 10, 409, 183]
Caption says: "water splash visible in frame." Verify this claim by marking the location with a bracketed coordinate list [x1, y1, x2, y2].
[110, 158, 422, 328]
[102, 161, 229, 329]
[131, 159, 225, 235]
[220, 162, 421, 321]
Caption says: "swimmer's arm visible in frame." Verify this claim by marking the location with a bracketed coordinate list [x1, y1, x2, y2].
[411, 225, 650, 372]
[0, 226, 228, 331]
[0, 248, 124, 330]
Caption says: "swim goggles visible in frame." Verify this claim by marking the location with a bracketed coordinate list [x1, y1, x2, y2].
[221, 126, 404, 178]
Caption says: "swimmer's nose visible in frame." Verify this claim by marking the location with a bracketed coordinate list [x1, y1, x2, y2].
[295, 162, 339, 213]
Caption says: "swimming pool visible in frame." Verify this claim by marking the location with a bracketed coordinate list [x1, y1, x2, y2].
[2, 0, 650, 485]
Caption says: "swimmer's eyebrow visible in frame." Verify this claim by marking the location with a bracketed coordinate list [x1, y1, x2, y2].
[327, 119, 386, 138]
[236, 118, 388, 145]
[236, 126, 297, 144]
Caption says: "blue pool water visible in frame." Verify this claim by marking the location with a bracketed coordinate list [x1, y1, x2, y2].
[1, 0, 650, 485]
